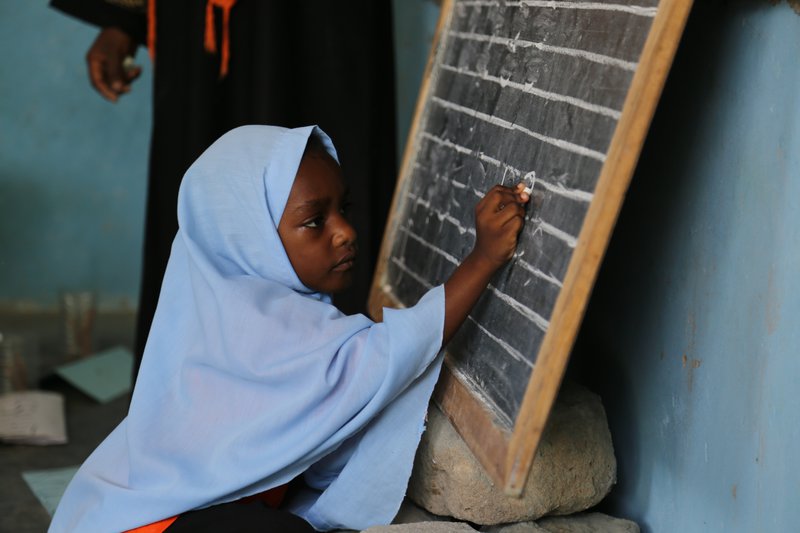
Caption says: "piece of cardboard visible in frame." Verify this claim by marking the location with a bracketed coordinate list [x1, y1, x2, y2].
[21, 465, 79, 516]
[55, 346, 133, 403]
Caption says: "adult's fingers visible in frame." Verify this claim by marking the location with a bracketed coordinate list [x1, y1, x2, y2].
[85, 28, 137, 102]
[124, 64, 143, 84]
[104, 53, 129, 94]
[87, 56, 118, 102]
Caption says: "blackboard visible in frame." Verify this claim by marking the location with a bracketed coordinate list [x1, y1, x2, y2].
[369, 0, 692, 495]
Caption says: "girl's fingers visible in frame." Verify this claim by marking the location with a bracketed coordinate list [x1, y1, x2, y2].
[491, 188, 527, 214]
[497, 203, 526, 230]
[515, 182, 531, 202]
[475, 185, 529, 229]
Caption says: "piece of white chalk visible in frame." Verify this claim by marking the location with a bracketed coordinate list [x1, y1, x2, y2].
[522, 186, 533, 195]
[122, 56, 137, 72]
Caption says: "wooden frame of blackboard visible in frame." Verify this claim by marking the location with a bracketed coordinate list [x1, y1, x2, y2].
[369, 0, 693, 495]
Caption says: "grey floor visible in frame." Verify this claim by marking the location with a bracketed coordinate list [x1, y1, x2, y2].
[0, 311, 453, 533]
[0, 310, 135, 533]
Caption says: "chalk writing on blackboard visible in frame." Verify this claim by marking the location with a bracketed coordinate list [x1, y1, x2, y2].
[386, 0, 656, 425]
[371, 0, 692, 494]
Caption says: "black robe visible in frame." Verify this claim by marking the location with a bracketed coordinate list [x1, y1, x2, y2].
[50, 0, 398, 375]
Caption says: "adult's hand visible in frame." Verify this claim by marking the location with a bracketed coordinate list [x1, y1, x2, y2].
[86, 27, 141, 102]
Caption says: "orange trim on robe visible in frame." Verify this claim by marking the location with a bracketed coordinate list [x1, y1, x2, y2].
[146, 0, 155, 60]
[124, 484, 289, 533]
[147, 0, 237, 78]
[126, 516, 177, 533]
[238, 483, 289, 508]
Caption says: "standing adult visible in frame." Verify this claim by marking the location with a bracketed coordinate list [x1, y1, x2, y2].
[50, 0, 398, 379]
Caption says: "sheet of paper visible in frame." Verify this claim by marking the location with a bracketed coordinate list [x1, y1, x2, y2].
[55, 346, 133, 403]
[0, 391, 67, 445]
[21, 465, 79, 516]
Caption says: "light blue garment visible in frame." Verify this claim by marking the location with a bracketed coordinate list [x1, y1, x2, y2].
[49, 125, 445, 532]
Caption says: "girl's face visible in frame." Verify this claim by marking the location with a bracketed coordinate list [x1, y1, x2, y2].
[277, 149, 357, 294]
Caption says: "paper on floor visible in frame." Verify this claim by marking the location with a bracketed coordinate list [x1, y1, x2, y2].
[55, 346, 133, 403]
[0, 390, 67, 445]
[22, 465, 79, 516]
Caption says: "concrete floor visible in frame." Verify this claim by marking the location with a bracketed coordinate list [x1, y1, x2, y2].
[0, 311, 454, 532]
[0, 310, 135, 532]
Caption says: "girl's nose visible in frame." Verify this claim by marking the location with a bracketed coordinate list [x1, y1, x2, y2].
[332, 214, 357, 248]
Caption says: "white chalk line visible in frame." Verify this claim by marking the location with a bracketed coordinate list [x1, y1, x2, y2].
[406, 192, 477, 236]
[432, 96, 606, 162]
[449, 30, 638, 72]
[447, 364, 516, 429]
[439, 63, 621, 120]
[390, 253, 538, 376]
[467, 316, 535, 369]
[488, 284, 550, 332]
[409, 159, 484, 199]
[390, 257, 433, 289]
[458, 0, 658, 17]
[408, 186, 568, 285]
[528, 217, 578, 248]
[409, 180, 577, 249]
[397, 224, 553, 333]
[419, 132, 594, 203]
[513, 256, 563, 288]
[399, 225, 462, 266]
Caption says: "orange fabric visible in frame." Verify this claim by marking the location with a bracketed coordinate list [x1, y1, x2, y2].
[204, 0, 237, 78]
[146, 0, 156, 61]
[238, 483, 289, 508]
[124, 484, 288, 532]
[125, 516, 177, 533]
[146, 0, 237, 78]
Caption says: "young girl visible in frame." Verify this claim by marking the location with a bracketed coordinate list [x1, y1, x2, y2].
[49, 125, 529, 532]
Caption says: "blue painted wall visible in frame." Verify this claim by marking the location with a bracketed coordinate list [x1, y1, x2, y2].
[0, 3, 151, 310]
[0, 1, 438, 311]
[393, 0, 441, 161]
[573, 1, 800, 531]
[3, 1, 797, 530]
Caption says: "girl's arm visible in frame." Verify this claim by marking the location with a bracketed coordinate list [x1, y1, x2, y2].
[443, 183, 530, 345]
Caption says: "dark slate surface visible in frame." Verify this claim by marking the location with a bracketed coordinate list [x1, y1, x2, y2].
[386, 0, 656, 426]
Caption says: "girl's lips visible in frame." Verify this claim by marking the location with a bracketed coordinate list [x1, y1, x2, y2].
[332, 255, 356, 272]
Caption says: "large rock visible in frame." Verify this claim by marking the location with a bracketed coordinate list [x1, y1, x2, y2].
[407, 382, 616, 525]
[480, 522, 548, 533]
[362, 522, 478, 532]
[393, 498, 452, 525]
[481, 512, 639, 533]
[536, 512, 639, 533]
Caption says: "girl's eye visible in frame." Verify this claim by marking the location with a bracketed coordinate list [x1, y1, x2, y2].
[340, 201, 352, 216]
[304, 216, 324, 229]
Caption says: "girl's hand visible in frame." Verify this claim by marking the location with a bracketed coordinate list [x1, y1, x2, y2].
[442, 183, 529, 344]
[472, 183, 530, 267]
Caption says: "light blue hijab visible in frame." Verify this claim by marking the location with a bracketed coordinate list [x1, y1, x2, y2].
[49, 125, 444, 532]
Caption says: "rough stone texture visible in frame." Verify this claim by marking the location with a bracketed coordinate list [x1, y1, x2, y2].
[362, 522, 478, 532]
[407, 382, 616, 525]
[536, 512, 640, 533]
[393, 498, 452, 525]
[480, 522, 549, 533]
[479, 512, 638, 533]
